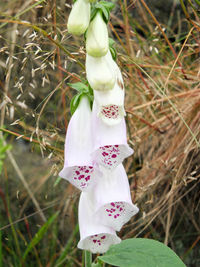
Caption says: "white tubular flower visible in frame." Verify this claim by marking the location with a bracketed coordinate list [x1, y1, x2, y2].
[78, 192, 121, 253]
[91, 101, 133, 170]
[86, 12, 109, 57]
[67, 0, 90, 36]
[88, 164, 139, 231]
[86, 50, 116, 91]
[59, 96, 101, 191]
[94, 62, 126, 125]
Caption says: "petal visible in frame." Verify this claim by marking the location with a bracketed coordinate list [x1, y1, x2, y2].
[86, 12, 109, 57]
[91, 101, 133, 170]
[86, 51, 116, 91]
[78, 192, 121, 253]
[59, 96, 101, 191]
[59, 164, 101, 191]
[89, 164, 139, 231]
[67, 0, 90, 36]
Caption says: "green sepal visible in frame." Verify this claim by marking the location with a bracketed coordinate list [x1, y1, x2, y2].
[90, 6, 98, 22]
[70, 93, 82, 115]
[69, 82, 94, 115]
[109, 37, 115, 47]
[109, 38, 117, 61]
[99, 5, 109, 23]
[90, 0, 115, 24]
[99, 1, 115, 11]
[110, 47, 117, 61]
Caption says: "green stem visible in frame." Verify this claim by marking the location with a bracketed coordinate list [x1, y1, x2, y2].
[0, 0, 46, 29]
[84, 250, 92, 267]
[0, 19, 85, 70]
[194, 0, 200, 6]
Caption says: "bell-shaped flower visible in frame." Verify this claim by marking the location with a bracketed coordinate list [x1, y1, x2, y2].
[88, 164, 139, 231]
[86, 50, 116, 91]
[59, 96, 101, 191]
[86, 12, 109, 57]
[91, 101, 133, 170]
[67, 0, 90, 36]
[78, 192, 121, 253]
[94, 61, 126, 125]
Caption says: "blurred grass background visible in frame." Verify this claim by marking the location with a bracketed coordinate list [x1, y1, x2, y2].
[0, 0, 200, 266]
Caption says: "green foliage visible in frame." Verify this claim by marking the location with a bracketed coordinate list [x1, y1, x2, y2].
[55, 223, 79, 266]
[22, 211, 59, 261]
[90, 1, 115, 23]
[69, 82, 94, 115]
[0, 137, 12, 175]
[98, 238, 186, 267]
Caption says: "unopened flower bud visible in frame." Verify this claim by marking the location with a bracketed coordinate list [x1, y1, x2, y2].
[86, 12, 108, 57]
[86, 50, 116, 91]
[67, 0, 90, 36]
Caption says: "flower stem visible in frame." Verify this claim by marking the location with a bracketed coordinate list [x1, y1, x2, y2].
[84, 250, 92, 267]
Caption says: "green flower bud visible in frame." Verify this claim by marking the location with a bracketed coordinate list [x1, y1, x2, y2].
[86, 50, 116, 91]
[67, 0, 90, 36]
[86, 12, 108, 57]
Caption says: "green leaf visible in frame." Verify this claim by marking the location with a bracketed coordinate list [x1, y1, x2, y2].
[99, 1, 115, 11]
[194, 0, 200, 6]
[98, 238, 186, 267]
[53, 176, 62, 187]
[91, 260, 103, 267]
[55, 224, 79, 266]
[0, 144, 12, 155]
[68, 82, 89, 93]
[0, 161, 3, 175]
[22, 212, 59, 260]
[91, 1, 115, 24]
[70, 93, 82, 115]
